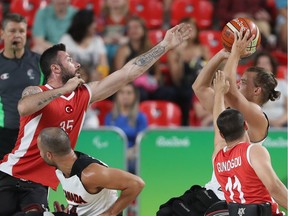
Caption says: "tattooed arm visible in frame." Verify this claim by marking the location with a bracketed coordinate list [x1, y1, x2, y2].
[88, 23, 193, 103]
[18, 77, 84, 116]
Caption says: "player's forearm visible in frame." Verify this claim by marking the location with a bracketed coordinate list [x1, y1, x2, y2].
[105, 179, 145, 215]
[125, 40, 168, 82]
[88, 41, 169, 102]
[213, 93, 226, 124]
[269, 180, 288, 209]
[18, 87, 68, 116]
[192, 51, 225, 92]
[223, 52, 240, 92]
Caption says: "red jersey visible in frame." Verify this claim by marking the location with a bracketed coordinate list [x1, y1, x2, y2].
[214, 142, 281, 215]
[0, 84, 91, 190]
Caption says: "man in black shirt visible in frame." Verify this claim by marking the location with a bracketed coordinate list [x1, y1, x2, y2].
[0, 13, 43, 159]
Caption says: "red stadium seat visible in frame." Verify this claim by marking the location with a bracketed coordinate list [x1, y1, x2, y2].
[129, 0, 163, 29]
[170, 0, 199, 27]
[277, 65, 287, 79]
[71, 0, 104, 16]
[10, 0, 47, 28]
[140, 100, 182, 127]
[272, 50, 288, 66]
[199, 30, 222, 56]
[170, 0, 213, 29]
[148, 29, 166, 45]
[189, 108, 200, 126]
[197, 0, 213, 29]
[90, 100, 113, 126]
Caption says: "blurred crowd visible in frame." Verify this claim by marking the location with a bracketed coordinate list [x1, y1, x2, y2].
[1, 0, 287, 129]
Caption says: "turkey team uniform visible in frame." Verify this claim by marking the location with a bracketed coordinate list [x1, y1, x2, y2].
[205, 138, 267, 201]
[214, 142, 281, 215]
[0, 84, 91, 190]
[56, 151, 119, 216]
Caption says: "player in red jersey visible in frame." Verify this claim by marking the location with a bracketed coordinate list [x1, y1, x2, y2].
[212, 70, 287, 216]
[0, 23, 193, 216]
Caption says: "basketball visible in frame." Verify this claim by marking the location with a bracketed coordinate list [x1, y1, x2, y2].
[221, 17, 261, 56]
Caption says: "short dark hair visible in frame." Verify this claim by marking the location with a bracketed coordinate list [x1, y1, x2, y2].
[217, 109, 246, 142]
[246, 66, 281, 105]
[40, 43, 66, 83]
[39, 127, 71, 156]
[2, 13, 27, 29]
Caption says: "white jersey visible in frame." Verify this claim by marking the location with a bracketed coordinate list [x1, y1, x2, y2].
[206, 137, 267, 200]
[56, 152, 118, 216]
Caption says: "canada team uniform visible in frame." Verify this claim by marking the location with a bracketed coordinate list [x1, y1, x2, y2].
[0, 84, 91, 189]
[56, 151, 119, 216]
[214, 142, 281, 215]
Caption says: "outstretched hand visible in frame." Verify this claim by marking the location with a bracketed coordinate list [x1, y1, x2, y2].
[231, 28, 255, 58]
[213, 70, 230, 95]
[163, 23, 193, 50]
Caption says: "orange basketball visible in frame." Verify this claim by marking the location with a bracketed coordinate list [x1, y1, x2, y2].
[221, 17, 261, 56]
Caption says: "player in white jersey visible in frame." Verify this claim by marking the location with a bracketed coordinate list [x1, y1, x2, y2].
[191, 28, 279, 213]
[37, 127, 144, 216]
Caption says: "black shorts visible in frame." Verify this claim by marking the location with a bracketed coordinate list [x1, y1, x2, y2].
[0, 127, 19, 160]
[0, 171, 48, 216]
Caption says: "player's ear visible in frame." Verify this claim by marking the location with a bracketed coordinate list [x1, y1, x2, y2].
[0, 29, 4, 40]
[50, 64, 60, 73]
[244, 121, 248, 130]
[46, 151, 53, 160]
[219, 131, 225, 138]
[254, 86, 262, 95]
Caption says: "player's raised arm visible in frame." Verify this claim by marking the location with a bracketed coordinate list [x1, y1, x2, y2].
[88, 23, 193, 103]
[223, 29, 271, 142]
[192, 49, 229, 113]
[212, 71, 230, 159]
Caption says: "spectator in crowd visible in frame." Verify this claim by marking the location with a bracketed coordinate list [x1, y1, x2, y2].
[0, 13, 43, 160]
[114, 16, 164, 101]
[32, 0, 77, 54]
[59, 9, 109, 82]
[105, 83, 148, 174]
[78, 66, 99, 129]
[97, 0, 130, 69]
[253, 51, 288, 127]
[167, 17, 209, 125]
[162, 0, 173, 29]
[275, 0, 287, 52]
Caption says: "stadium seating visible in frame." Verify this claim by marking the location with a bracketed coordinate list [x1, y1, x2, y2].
[272, 50, 288, 66]
[198, 0, 213, 29]
[90, 100, 113, 126]
[129, 0, 163, 29]
[9, 0, 48, 28]
[170, 0, 213, 29]
[189, 108, 201, 126]
[199, 30, 222, 56]
[140, 100, 182, 127]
